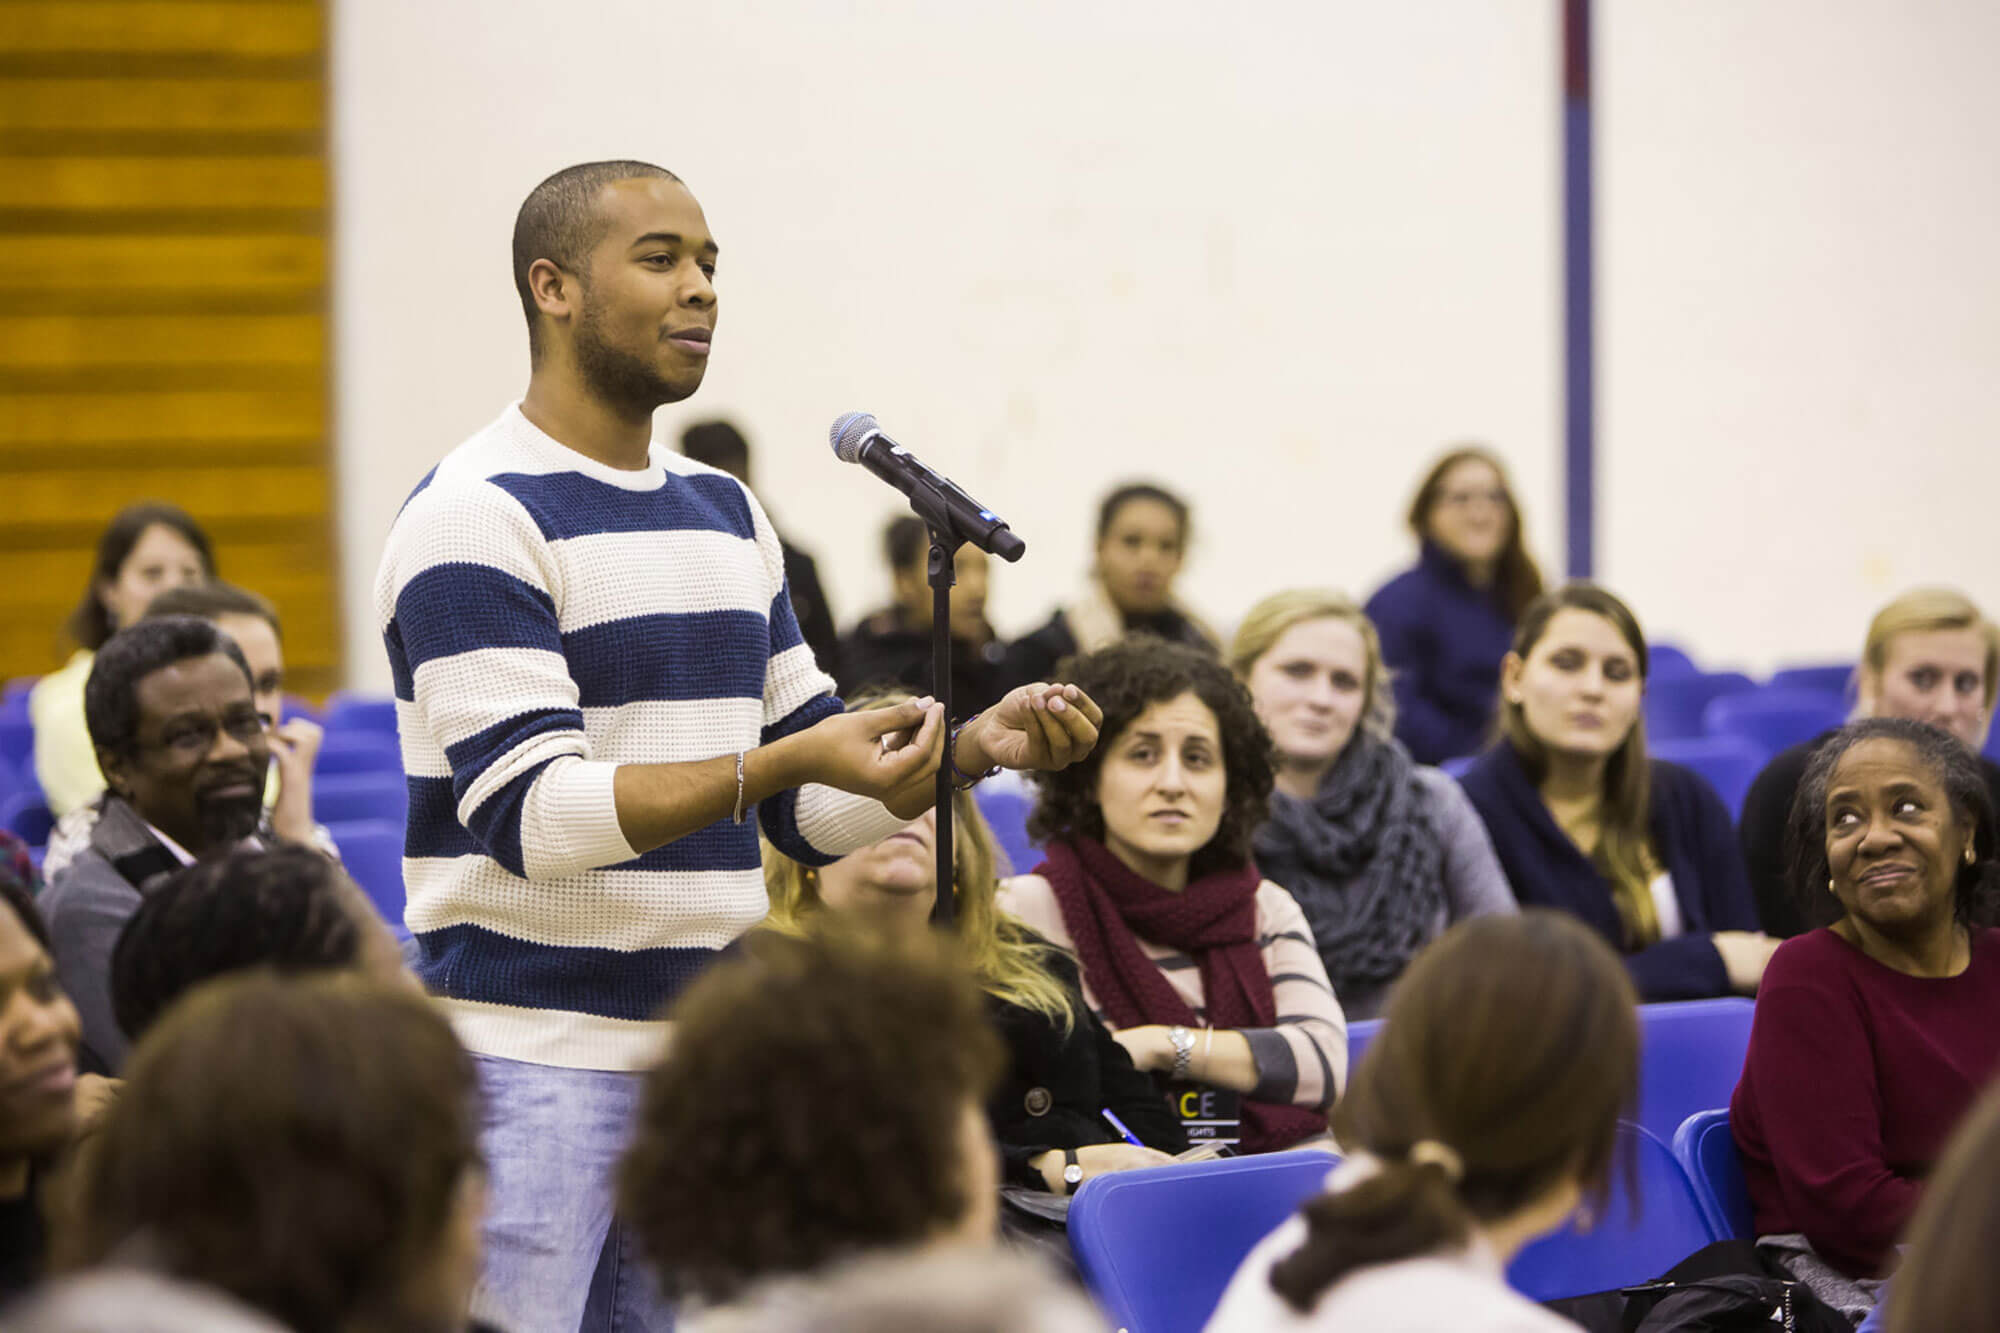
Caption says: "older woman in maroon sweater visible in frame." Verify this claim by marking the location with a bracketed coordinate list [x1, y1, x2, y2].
[1732, 718, 2000, 1309]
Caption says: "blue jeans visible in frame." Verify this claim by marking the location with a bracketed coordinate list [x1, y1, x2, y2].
[470, 1054, 674, 1332]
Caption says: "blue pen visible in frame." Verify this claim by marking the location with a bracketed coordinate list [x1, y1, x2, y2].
[1101, 1108, 1144, 1147]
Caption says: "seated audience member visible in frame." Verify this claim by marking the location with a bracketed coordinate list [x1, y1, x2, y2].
[57, 973, 486, 1333]
[8, 1270, 286, 1333]
[39, 618, 288, 1074]
[1006, 483, 1217, 687]
[1883, 1080, 2000, 1333]
[32, 504, 215, 819]
[1460, 584, 1775, 1001]
[0, 873, 84, 1301]
[616, 931, 1004, 1312]
[1366, 447, 1544, 765]
[1741, 587, 2000, 936]
[998, 638, 1345, 1154]
[1233, 590, 1516, 1019]
[1208, 911, 1638, 1332]
[110, 845, 412, 1048]
[837, 517, 1011, 714]
[679, 419, 839, 673]
[1732, 718, 2000, 1312]
[44, 582, 329, 878]
[763, 708, 1183, 1197]
[694, 1248, 1105, 1333]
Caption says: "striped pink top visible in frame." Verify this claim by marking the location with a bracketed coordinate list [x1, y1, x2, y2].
[997, 875, 1347, 1113]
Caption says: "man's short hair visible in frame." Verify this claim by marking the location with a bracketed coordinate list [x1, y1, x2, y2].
[512, 159, 683, 356]
[679, 420, 751, 482]
[83, 617, 254, 759]
[884, 516, 927, 575]
[111, 846, 363, 1044]
[144, 581, 281, 640]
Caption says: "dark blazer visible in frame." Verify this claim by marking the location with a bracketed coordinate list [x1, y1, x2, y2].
[1365, 543, 1516, 764]
[988, 942, 1186, 1189]
[836, 606, 1012, 715]
[781, 538, 841, 679]
[1004, 604, 1212, 694]
[1461, 744, 1761, 1000]
[1740, 730, 2000, 938]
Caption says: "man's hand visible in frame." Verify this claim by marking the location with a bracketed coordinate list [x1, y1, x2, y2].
[796, 698, 946, 818]
[266, 716, 325, 846]
[957, 683, 1103, 776]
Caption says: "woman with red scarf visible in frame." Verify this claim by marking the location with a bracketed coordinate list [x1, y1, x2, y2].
[998, 636, 1346, 1154]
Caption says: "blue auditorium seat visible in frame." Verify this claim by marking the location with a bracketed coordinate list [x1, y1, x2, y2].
[1703, 688, 1846, 755]
[0, 791, 55, 848]
[313, 772, 408, 826]
[1768, 663, 1855, 699]
[0, 716, 33, 768]
[324, 818, 408, 936]
[1649, 643, 1699, 679]
[972, 772, 1040, 876]
[1346, 1017, 1381, 1075]
[1635, 998, 1755, 1145]
[1645, 672, 1756, 742]
[1070, 1150, 1337, 1333]
[1673, 1109, 1754, 1241]
[1649, 736, 1767, 819]
[323, 692, 401, 735]
[313, 731, 404, 777]
[1506, 1121, 1719, 1302]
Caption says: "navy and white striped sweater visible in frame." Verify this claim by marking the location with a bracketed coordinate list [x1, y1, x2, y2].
[374, 404, 903, 1069]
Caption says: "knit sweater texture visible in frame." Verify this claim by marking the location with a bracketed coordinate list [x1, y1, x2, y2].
[375, 404, 903, 1070]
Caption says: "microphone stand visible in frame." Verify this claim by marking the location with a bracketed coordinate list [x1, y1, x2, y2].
[927, 525, 959, 927]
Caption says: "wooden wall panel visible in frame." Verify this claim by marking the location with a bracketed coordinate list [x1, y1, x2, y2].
[0, 0, 339, 695]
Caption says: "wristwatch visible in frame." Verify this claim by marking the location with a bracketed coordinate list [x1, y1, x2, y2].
[1062, 1147, 1083, 1195]
[1167, 1024, 1195, 1079]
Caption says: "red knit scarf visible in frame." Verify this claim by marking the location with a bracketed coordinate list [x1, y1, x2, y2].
[1037, 838, 1327, 1152]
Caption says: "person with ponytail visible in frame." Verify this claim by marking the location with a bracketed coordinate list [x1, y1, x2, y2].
[1207, 910, 1638, 1331]
[998, 637, 1345, 1155]
[1459, 584, 1775, 1001]
[763, 696, 1185, 1199]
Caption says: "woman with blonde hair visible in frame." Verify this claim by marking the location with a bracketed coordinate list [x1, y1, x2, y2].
[1366, 447, 1544, 765]
[1740, 586, 2000, 936]
[764, 697, 1184, 1199]
[1232, 590, 1514, 1019]
[1459, 584, 1773, 1000]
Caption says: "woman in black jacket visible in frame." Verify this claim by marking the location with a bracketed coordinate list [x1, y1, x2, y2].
[761, 703, 1184, 1195]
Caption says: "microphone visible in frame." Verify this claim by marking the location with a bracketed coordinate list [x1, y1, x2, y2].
[828, 413, 1026, 562]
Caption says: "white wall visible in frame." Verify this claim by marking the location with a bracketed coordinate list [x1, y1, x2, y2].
[332, 1, 2000, 695]
[1597, 0, 2000, 671]
[332, 0, 1558, 692]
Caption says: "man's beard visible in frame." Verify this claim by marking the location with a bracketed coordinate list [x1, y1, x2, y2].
[195, 790, 264, 848]
[574, 299, 683, 414]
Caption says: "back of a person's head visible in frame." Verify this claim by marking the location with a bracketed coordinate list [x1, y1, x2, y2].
[618, 929, 1005, 1307]
[1889, 1079, 2000, 1333]
[1268, 910, 1639, 1312]
[8, 1271, 287, 1333]
[679, 419, 752, 481]
[110, 845, 366, 1044]
[696, 1248, 1107, 1333]
[60, 972, 479, 1333]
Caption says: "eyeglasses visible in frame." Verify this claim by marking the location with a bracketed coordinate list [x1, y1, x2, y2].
[1437, 488, 1507, 509]
[144, 706, 268, 760]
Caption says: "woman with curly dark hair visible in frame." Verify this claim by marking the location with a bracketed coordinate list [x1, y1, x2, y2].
[617, 930, 1005, 1312]
[998, 637, 1345, 1155]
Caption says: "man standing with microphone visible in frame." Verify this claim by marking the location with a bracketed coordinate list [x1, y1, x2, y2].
[375, 160, 1101, 1331]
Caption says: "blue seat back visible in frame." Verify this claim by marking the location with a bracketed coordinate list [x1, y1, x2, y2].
[1768, 664, 1855, 699]
[1507, 1121, 1718, 1301]
[972, 776, 1040, 877]
[1649, 736, 1767, 820]
[0, 791, 55, 848]
[1070, 1150, 1337, 1333]
[1672, 1109, 1754, 1240]
[0, 716, 34, 767]
[323, 819, 407, 935]
[1702, 688, 1846, 754]
[313, 772, 408, 826]
[1648, 643, 1700, 680]
[1634, 998, 1754, 1144]
[323, 692, 401, 736]
[1346, 1017, 1382, 1075]
[1645, 672, 1757, 741]
[314, 731, 404, 777]
[1984, 724, 2000, 765]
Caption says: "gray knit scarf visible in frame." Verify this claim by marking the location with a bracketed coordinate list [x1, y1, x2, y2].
[1252, 731, 1446, 996]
